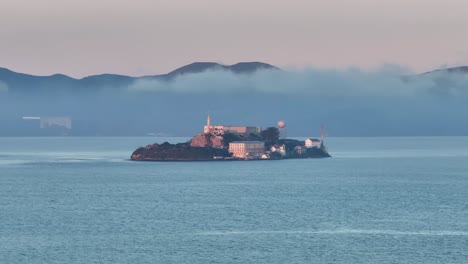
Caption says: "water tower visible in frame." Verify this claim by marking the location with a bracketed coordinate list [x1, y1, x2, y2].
[277, 120, 287, 139]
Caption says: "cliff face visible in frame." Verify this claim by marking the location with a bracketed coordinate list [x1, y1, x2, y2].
[131, 142, 230, 161]
[130, 132, 248, 161]
[190, 133, 224, 148]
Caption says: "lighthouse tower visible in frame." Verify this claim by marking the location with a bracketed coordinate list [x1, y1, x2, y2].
[204, 115, 212, 134]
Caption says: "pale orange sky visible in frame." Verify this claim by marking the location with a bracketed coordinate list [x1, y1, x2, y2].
[1, 0, 468, 78]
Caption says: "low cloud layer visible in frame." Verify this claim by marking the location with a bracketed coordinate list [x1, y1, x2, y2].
[128, 65, 468, 97]
[2, 64, 468, 136]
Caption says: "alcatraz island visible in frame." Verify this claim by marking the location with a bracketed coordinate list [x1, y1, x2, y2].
[130, 116, 331, 161]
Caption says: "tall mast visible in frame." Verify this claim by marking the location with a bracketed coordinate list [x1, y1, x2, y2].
[321, 124, 325, 146]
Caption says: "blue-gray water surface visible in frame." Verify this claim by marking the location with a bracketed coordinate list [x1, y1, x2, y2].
[1, 137, 467, 263]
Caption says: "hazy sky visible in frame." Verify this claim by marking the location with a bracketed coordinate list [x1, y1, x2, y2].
[1, 0, 468, 78]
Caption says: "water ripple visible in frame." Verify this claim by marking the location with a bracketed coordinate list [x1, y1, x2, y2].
[198, 229, 468, 236]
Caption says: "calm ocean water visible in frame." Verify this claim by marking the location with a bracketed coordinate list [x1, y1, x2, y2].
[1, 137, 467, 263]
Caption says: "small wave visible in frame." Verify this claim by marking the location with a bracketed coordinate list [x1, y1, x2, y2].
[0, 160, 30, 166]
[198, 229, 468, 237]
[56, 157, 126, 163]
[333, 150, 468, 159]
[0, 158, 127, 166]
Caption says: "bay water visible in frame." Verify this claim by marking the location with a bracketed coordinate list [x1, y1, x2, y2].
[1, 137, 467, 263]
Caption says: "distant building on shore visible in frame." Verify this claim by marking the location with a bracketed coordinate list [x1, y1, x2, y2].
[203, 115, 261, 136]
[22, 116, 72, 130]
[40, 117, 72, 130]
[229, 141, 265, 158]
[21, 116, 72, 135]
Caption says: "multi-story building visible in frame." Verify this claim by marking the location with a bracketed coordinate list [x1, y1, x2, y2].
[228, 141, 265, 158]
[203, 116, 262, 136]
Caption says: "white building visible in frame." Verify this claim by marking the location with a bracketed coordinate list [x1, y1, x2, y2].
[305, 138, 321, 148]
[229, 141, 265, 158]
[203, 116, 262, 136]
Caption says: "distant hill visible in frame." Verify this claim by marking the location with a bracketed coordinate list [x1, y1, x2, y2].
[0, 62, 279, 93]
[401, 66, 468, 85]
[421, 66, 468, 75]
[3, 63, 467, 94]
[165, 62, 279, 77]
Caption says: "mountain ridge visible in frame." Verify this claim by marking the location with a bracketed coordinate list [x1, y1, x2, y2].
[0, 61, 278, 80]
[422, 66, 468, 75]
[1, 63, 466, 94]
[1, 63, 465, 82]
[0, 62, 279, 93]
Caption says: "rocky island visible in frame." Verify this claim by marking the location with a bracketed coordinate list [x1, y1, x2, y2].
[131, 118, 331, 161]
